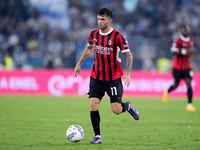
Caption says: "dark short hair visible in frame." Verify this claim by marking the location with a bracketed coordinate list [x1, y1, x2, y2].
[180, 24, 188, 30]
[98, 8, 113, 18]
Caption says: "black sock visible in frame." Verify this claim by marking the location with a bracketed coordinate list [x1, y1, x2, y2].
[122, 102, 129, 112]
[187, 87, 192, 104]
[90, 110, 100, 136]
[168, 85, 176, 93]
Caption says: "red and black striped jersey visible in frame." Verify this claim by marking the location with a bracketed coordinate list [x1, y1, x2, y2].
[87, 28, 130, 81]
[171, 35, 194, 70]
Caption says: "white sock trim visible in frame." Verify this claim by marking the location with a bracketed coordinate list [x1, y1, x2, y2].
[96, 135, 101, 138]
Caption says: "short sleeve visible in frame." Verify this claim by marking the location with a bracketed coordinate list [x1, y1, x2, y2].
[171, 38, 181, 52]
[117, 34, 130, 53]
[87, 31, 93, 46]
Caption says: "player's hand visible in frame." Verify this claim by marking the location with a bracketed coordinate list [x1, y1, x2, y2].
[74, 65, 81, 78]
[190, 47, 198, 54]
[123, 72, 131, 87]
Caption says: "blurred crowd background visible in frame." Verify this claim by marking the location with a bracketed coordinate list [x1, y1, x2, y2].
[0, 0, 200, 72]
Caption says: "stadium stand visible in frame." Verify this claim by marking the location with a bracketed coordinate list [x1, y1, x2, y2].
[0, 0, 200, 71]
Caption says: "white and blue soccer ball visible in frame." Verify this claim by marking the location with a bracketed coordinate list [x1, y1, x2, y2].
[66, 125, 84, 142]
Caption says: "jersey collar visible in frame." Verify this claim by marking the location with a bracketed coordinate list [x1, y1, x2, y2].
[99, 28, 113, 36]
[180, 35, 190, 42]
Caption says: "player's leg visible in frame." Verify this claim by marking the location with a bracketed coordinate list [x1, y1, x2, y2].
[184, 70, 196, 112]
[90, 98, 101, 136]
[185, 78, 193, 103]
[107, 78, 127, 114]
[162, 68, 180, 103]
[111, 102, 123, 114]
[90, 98, 102, 144]
[168, 68, 181, 92]
[107, 78, 139, 120]
[110, 101, 139, 120]
[88, 77, 104, 144]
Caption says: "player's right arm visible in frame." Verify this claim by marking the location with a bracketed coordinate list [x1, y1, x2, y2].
[74, 45, 94, 78]
[171, 39, 181, 56]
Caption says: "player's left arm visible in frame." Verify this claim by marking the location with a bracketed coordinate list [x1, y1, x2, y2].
[188, 47, 198, 55]
[118, 34, 133, 87]
[185, 38, 198, 55]
[123, 51, 133, 87]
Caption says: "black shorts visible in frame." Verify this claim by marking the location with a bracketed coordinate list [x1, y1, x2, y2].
[87, 77, 123, 103]
[172, 68, 193, 84]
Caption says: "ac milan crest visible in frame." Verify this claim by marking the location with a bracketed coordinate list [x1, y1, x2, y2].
[108, 39, 112, 45]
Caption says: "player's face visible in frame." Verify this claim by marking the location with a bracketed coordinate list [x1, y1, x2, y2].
[97, 15, 112, 31]
[181, 26, 190, 37]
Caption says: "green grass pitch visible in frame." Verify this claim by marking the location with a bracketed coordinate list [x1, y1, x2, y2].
[0, 95, 200, 150]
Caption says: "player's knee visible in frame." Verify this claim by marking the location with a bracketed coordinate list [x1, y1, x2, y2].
[185, 81, 191, 88]
[90, 98, 100, 111]
[173, 83, 179, 89]
[187, 84, 191, 88]
[112, 109, 121, 114]
[111, 103, 122, 114]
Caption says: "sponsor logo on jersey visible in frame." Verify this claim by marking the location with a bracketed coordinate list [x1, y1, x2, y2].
[94, 45, 113, 55]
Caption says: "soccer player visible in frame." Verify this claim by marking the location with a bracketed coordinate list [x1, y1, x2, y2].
[162, 25, 198, 112]
[74, 8, 139, 144]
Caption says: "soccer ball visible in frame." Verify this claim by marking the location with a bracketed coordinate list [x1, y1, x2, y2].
[181, 48, 187, 55]
[66, 125, 84, 142]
